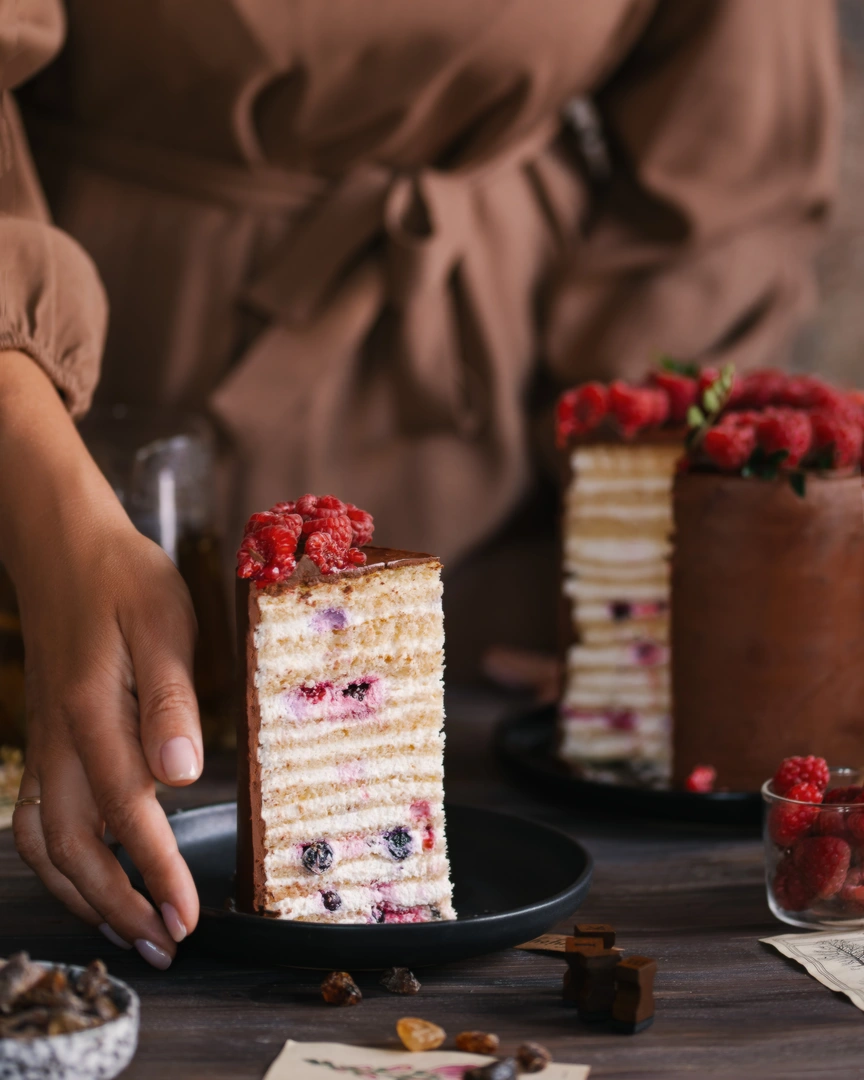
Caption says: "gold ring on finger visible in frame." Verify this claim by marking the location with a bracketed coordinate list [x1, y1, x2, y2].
[14, 796, 41, 808]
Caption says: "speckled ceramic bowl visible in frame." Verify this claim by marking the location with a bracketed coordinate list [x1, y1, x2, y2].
[0, 963, 139, 1080]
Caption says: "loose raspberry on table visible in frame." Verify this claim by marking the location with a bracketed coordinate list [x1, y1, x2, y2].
[555, 383, 609, 446]
[684, 765, 716, 793]
[773, 855, 814, 912]
[756, 409, 813, 468]
[773, 756, 830, 796]
[810, 409, 864, 469]
[650, 371, 697, 424]
[607, 382, 670, 437]
[703, 416, 757, 470]
[793, 835, 851, 900]
[768, 782, 823, 847]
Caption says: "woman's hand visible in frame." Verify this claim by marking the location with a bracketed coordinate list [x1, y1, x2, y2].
[0, 350, 202, 968]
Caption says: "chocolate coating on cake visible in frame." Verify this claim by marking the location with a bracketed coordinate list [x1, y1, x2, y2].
[671, 472, 864, 792]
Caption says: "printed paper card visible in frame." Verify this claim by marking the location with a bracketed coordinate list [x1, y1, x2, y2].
[264, 1040, 590, 1079]
[762, 928, 864, 1011]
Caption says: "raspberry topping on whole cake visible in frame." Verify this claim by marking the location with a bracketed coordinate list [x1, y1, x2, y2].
[237, 494, 374, 583]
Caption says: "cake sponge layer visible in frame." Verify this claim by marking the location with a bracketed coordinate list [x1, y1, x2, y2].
[240, 552, 455, 924]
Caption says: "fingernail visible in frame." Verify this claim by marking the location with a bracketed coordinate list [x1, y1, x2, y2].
[161, 902, 187, 943]
[99, 923, 132, 950]
[160, 736, 199, 782]
[135, 939, 172, 970]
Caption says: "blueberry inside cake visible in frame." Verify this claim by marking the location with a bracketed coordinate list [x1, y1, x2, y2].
[235, 494, 455, 923]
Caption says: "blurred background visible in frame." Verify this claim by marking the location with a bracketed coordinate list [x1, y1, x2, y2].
[795, 0, 864, 381]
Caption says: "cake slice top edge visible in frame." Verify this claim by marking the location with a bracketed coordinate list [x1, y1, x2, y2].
[250, 547, 441, 593]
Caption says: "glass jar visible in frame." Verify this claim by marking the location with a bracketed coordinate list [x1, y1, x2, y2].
[764, 768, 864, 930]
[80, 406, 236, 750]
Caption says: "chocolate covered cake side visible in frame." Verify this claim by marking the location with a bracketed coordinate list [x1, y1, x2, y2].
[671, 472, 864, 792]
[235, 496, 455, 923]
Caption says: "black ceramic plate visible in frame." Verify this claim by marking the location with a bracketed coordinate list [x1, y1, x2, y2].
[496, 706, 761, 826]
[118, 802, 592, 969]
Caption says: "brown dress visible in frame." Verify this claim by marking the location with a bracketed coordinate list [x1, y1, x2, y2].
[0, 0, 840, 564]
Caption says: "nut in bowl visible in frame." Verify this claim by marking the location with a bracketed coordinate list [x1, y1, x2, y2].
[0, 954, 139, 1080]
[763, 757, 864, 929]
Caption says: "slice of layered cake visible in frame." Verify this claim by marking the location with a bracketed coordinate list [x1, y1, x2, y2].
[235, 494, 455, 923]
[560, 442, 679, 777]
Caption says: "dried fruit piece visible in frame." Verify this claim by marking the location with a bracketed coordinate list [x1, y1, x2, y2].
[76, 959, 111, 1002]
[320, 971, 362, 1006]
[516, 1042, 553, 1073]
[455, 1031, 500, 1054]
[0, 953, 44, 1011]
[773, 756, 830, 797]
[396, 1016, 446, 1051]
[380, 967, 421, 995]
[464, 1059, 518, 1080]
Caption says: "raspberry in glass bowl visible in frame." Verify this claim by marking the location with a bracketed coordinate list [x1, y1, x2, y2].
[763, 757, 864, 929]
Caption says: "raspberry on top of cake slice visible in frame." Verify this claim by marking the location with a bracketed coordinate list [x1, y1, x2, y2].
[235, 494, 456, 924]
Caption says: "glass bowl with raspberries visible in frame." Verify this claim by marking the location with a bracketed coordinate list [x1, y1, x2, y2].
[764, 755, 864, 929]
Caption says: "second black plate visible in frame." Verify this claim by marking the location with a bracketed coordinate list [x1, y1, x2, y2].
[119, 801, 593, 969]
[496, 706, 761, 826]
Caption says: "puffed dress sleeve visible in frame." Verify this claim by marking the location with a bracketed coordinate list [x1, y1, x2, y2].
[543, 0, 840, 384]
[0, 0, 106, 415]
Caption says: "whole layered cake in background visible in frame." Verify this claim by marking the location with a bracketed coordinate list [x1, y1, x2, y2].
[235, 494, 455, 923]
[556, 365, 864, 791]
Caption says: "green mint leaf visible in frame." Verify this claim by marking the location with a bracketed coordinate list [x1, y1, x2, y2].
[686, 406, 705, 428]
[659, 355, 700, 379]
[703, 388, 719, 413]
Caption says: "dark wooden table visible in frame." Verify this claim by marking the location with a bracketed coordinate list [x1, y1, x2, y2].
[2, 690, 862, 1078]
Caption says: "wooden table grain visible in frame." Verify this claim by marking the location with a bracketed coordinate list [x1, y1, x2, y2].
[2, 690, 862, 1079]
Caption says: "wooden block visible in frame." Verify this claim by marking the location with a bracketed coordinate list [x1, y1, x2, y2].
[565, 935, 611, 952]
[573, 923, 616, 949]
[569, 948, 619, 1022]
[612, 956, 657, 1028]
[562, 942, 606, 970]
